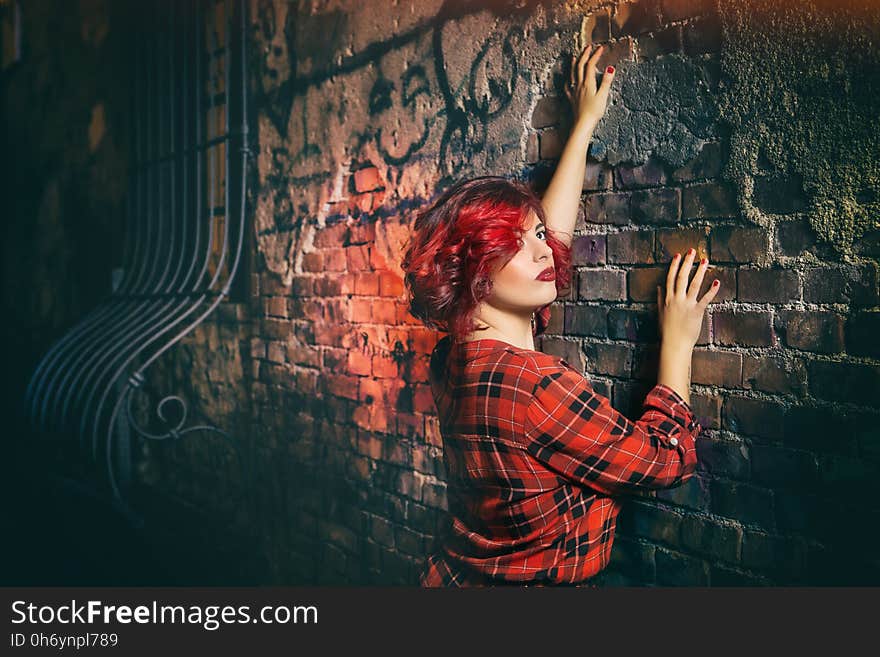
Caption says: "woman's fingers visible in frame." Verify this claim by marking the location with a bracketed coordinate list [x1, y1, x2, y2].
[676, 249, 697, 297]
[584, 44, 603, 93]
[666, 252, 680, 297]
[699, 274, 722, 308]
[572, 45, 592, 87]
[688, 256, 710, 301]
[599, 64, 614, 97]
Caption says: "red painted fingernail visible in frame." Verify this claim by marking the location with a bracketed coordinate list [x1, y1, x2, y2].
[713, 280, 720, 286]
[674, 252, 680, 258]
[606, 66, 614, 74]
[701, 258, 707, 265]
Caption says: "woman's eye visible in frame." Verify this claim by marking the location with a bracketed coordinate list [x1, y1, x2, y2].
[537, 229, 546, 240]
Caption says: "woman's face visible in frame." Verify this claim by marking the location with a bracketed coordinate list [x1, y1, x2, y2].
[485, 209, 558, 314]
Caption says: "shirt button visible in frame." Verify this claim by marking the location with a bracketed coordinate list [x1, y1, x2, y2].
[669, 437, 679, 446]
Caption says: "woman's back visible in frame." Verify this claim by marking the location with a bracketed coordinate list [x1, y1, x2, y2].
[420, 335, 702, 587]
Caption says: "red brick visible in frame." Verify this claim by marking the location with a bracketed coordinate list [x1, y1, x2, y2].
[412, 382, 434, 413]
[347, 350, 371, 376]
[709, 479, 775, 530]
[423, 415, 443, 447]
[353, 271, 380, 296]
[301, 251, 323, 273]
[713, 310, 775, 347]
[584, 191, 631, 225]
[690, 393, 720, 430]
[608, 307, 658, 341]
[782, 404, 861, 457]
[695, 436, 748, 478]
[353, 166, 383, 193]
[637, 24, 682, 58]
[525, 132, 539, 163]
[844, 311, 880, 359]
[680, 515, 741, 563]
[369, 298, 397, 324]
[817, 453, 880, 497]
[802, 263, 879, 306]
[607, 230, 654, 264]
[613, 0, 663, 37]
[722, 395, 785, 442]
[263, 317, 293, 340]
[583, 160, 614, 191]
[346, 244, 370, 271]
[602, 36, 636, 67]
[313, 223, 348, 248]
[776, 217, 823, 258]
[372, 353, 399, 379]
[682, 181, 737, 218]
[628, 266, 666, 302]
[313, 274, 348, 296]
[531, 95, 563, 129]
[324, 298, 351, 323]
[396, 412, 422, 440]
[742, 354, 808, 395]
[655, 229, 709, 262]
[662, 0, 714, 22]
[265, 296, 288, 318]
[266, 340, 286, 364]
[741, 529, 809, 581]
[379, 271, 404, 297]
[808, 360, 880, 407]
[369, 514, 395, 548]
[564, 304, 610, 337]
[750, 444, 819, 490]
[539, 128, 563, 159]
[323, 373, 361, 401]
[631, 187, 680, 224]
[584, 341, 633, 378]
[631, 344, 659, 380]
[683, 13, 723, 55]
[383, 438, 413, 467]
[578, 268, 626, 300]
[347, 221, 376, 245]
[582, 6, 612, 42]
[572, 234, 606, 265]
[614, 156, 668, 189]
[692, 348, 742, 387]
[324, 247, 347, 272]
[618, 500, 681, 546]
[709, 226, 767, 264]
[737, 267, 800, 303]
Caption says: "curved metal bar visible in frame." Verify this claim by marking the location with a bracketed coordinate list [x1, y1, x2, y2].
[25, 0, 252, 532]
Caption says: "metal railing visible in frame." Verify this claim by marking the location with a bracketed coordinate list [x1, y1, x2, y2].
[24, 0, 251, 530]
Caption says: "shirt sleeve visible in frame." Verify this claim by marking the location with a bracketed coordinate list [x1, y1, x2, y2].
[522, 365, 702, 496]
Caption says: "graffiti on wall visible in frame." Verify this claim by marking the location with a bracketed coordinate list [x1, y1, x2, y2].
[247, 0, 570, 284]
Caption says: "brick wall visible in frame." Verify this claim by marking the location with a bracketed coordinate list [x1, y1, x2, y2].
[17, 0, 876, 585]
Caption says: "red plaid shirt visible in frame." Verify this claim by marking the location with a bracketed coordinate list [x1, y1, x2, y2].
[419, 335, 702, 587]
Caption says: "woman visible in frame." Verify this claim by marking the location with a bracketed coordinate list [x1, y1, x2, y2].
[401, 44, 721, 587]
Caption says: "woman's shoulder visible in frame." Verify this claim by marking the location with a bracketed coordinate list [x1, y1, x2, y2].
[475, 342, 578, 391]
[429, 335, 577, 381]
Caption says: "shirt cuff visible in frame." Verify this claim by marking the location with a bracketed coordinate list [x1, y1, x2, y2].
[645, 383, 702, 437]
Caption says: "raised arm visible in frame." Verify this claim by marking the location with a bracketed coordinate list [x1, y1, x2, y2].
[540, 43, 615, 249]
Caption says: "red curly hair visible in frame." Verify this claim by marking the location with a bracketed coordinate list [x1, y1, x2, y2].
[401, 175, 573, 343]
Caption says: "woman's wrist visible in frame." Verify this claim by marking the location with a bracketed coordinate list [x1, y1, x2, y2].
[657, 339, 693, 406]
[570, 116, 597, 141]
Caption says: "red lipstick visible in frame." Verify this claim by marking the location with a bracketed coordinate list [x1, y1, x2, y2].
[536, 267, 556, 281]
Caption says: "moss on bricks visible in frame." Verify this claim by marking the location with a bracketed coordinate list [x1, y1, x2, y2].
[717, 0, 880, 258]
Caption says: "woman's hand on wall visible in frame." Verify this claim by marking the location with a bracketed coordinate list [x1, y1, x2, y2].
[564, 43, 615, 132]
[657, 249, 721, 351]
